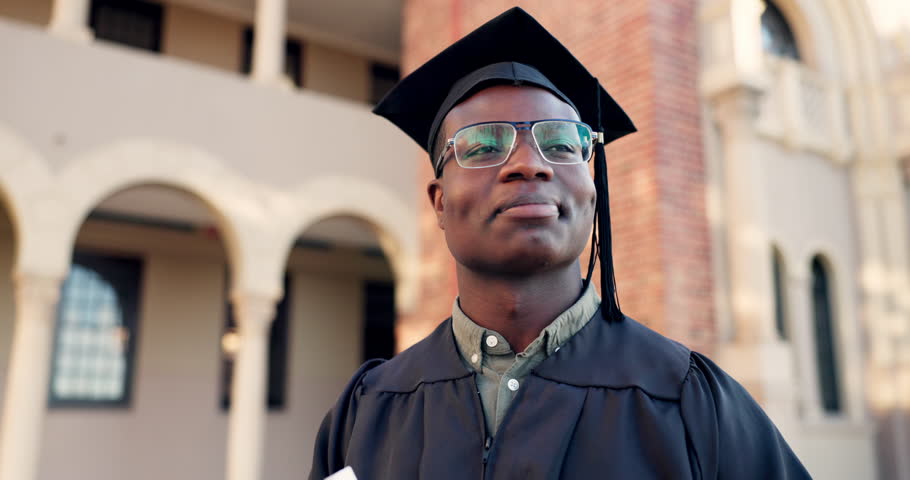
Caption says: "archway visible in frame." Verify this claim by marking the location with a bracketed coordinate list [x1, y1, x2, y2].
[38, 183, 233, 480]
[263, 214, 396, 479]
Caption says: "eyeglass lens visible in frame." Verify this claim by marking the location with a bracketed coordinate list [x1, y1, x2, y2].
[453, 121, 592, 169]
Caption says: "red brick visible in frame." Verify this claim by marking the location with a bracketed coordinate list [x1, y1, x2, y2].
[398, 0, 714, 355]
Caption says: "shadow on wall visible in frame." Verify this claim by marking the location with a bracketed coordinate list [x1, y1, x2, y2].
[0, 203, 16, 417]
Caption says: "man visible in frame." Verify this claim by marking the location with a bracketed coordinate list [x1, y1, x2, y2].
[310, 8, 810, 479]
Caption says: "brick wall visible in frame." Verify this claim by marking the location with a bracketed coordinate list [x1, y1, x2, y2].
[396, 0, 714, 355]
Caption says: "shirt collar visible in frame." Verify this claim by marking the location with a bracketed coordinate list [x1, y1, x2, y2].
[451, 281, 601, 373]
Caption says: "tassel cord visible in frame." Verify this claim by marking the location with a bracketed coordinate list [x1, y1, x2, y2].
[593, 78, 623, 322]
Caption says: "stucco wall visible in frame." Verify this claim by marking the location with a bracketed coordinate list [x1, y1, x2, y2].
[800, 425, 878, 480]
[0, 19, 415, 196]
[162, 4, 244, 72]
[0, 19, 420, 303]
[720, 111, 873, 480]
[26, 218, 387, 480]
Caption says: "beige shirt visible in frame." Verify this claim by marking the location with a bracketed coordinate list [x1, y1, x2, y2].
[451, 282, 601, 435]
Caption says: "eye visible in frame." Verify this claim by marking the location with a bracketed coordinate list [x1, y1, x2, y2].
[540, 140, 577, 154]
[463, 144, 503, 158]
[542, 143, 576, 153]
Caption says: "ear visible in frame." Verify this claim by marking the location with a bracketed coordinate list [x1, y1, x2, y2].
[426, 179, 445, 230]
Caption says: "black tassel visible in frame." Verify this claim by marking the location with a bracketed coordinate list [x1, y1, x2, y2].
[592, 142, 622, 322]
[592, 77, 623, 322]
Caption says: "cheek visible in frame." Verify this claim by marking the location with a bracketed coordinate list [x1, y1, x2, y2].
[446, 191, 473, 217]
[441, 174, 487, 221]
[566, 172, 596, 210]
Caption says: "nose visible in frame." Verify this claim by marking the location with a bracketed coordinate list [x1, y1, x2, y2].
[497, 132, 554, 182]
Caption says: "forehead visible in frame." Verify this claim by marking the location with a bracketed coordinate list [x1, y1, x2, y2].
[442, 86, 580, 134]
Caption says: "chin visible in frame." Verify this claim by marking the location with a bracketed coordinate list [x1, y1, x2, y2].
[448, 231, 586, 276]
[460, 247, 569, 277]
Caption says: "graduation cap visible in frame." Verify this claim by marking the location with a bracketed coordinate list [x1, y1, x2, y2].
[373, 7, 636, 322]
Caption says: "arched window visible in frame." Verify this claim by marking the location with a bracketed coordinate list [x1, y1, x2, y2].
[811, 256, 841, 413]
[50, 252, 143, 406]
[772, 247, 788, 340]
[761, 0, 801, 61]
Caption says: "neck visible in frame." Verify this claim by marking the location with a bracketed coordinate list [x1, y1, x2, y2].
[456, 263, 584, 352]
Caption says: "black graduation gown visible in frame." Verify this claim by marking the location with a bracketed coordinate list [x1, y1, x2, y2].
[309, 309, 811, 479]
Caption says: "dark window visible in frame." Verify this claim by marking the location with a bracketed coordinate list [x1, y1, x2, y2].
[811, 256, 841, 413]
[49, 251, 143, 407]
[90, 0, 163, 53]
[363, 281, 395, 360]
[761, 0, 800, 61]
[370, 63, 400, 105]
[221, 273, 290, 410]
[772, 248, 788, 340]
[240, 28, 303, 88]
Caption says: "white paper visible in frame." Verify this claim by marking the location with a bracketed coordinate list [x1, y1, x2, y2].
[325, 466, 358, 480]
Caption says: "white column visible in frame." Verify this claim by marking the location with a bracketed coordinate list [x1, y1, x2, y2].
[712, 86, 776, 345]
[251, 0, 292, 89]
[0, 273, 63, 480]
[48, 0, 93, 43]
[710, 86, 800, 435]
[854, 165, 910, 478]
[225, 290, 277, 480]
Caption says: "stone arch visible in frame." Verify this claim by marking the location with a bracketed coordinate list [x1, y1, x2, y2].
[798, 243, 845, 309]
[37, 139, 255, 286]
[827, 0, 884, 84]
[0, 124, 52, 267]
[804, 249, 842, 327]
[775, 0, 890, 157]
[759, 0, 889, 100]
[768, 0, 881, 81]
[0, 126, 37, 410]
[281, 175, 419, 312]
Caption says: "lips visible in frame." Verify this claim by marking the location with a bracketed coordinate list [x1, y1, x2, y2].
[495, 195, 560, 219]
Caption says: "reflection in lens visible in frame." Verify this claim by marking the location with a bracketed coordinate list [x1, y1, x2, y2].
[533, 121, 590, 164]
[455, 123, 515, 167]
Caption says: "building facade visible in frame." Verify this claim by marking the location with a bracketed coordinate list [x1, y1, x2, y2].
[0, 0, 908, 479]
[0, 1, 420, 479]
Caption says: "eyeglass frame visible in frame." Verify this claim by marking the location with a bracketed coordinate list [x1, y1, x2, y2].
[434, 119, 605, 177]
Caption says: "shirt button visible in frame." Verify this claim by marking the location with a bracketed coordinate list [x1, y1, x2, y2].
[485, 335, 499, 348]
[471, 353, 479, 364]
[507, 379, 520, 391]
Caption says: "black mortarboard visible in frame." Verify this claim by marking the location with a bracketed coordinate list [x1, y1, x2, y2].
[373, 7, 636, 322]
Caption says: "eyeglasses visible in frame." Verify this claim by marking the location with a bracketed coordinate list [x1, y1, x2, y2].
[435, 119, 601, 176]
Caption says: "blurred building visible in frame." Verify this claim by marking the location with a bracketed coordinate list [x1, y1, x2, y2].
[0, 0, 908, 480]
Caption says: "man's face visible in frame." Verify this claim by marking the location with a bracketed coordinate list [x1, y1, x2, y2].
[427, 86, 596, 276]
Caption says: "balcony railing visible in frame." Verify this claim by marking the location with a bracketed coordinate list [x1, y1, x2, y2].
[0, 17, 417, 203]
[757, 57, 853, 162]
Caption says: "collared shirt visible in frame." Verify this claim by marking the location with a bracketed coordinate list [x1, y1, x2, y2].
[450, 282, 600, 434]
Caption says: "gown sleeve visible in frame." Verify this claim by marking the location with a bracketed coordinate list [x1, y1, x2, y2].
[308, 359, 385, 480]
[680, 352, 812, 479]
